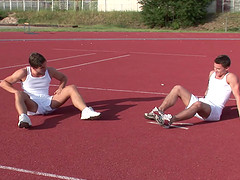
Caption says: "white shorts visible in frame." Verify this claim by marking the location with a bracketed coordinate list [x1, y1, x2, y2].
[186, 94, 222, 121]
[27, 95, 55, 115]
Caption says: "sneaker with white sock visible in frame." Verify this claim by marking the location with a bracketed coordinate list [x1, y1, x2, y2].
[81, 107, 101, 120]
[18, 114, 32, 128]
[155, 113, 173, 128]
[144, 107, 164, 120]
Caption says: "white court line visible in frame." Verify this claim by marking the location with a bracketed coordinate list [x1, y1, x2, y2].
[50, 84, 237, 101]
[147, 121, 189, 130]
[54, 48, 206, 58]
[131, 51, 206, 57]
[0, 53, 96, 70]
[56, 54, 130, 70]
[50, 84, 168, 96]
[0, 165, 86, 180]
[48, 53, 96, 62]
[0, 82, 235, 101]
[54, 48, 118, 53]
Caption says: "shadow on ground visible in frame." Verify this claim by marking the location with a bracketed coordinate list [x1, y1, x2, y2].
[30, 96, 163, 130]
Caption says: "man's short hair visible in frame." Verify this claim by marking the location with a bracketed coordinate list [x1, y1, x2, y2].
[214, 55, 231, 68]
[29, 52, 46, 68]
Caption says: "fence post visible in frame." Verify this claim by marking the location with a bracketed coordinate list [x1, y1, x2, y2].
[105, 0, 107, 12]
[37, 0, 39, 11]
[2, 0, 5, 10]
[225, 17, 228, 32]
[9, 0, 12, 10]
[51, 0, 53, 11]
[23, 0, 25, 11]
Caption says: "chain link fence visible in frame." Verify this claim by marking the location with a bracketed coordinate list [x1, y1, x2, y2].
[0, 0, 97, 11]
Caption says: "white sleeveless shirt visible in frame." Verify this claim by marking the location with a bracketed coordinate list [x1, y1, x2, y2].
[205, 72, 231, 109]
[21, 66, 51, 97]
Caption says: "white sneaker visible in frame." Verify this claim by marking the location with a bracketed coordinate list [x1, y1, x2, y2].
[144, 107, 164, 120]
[18, 114, 32, 128]
[81, 107, 101, 120]
[161, 114, 173, 129]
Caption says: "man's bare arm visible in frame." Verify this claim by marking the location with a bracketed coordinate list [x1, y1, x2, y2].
[48, 67, 68, 94]
[227, 73, 240, 118]
[0, 68, 27, 94]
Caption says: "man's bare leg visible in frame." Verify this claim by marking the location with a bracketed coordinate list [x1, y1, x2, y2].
[14, 91, 37, 128]
[15, 91, 38, 115]
[172, 101, 211, 122]
[51, 85, 87, 110]
[145, 85, 192, 121]
[51, 85, 100, 120]
[158, 85, 192, 112]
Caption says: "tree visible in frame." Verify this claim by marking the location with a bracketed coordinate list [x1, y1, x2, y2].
[138, 0, 213, 29]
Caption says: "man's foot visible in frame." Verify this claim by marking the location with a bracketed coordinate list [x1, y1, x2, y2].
[18, 114, 32, 128]
[144, 107, 164, 120]
[81, 107, 101, 120]
[155, 113, 173, 128]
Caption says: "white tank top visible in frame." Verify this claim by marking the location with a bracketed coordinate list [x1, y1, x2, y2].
[205, 72, 231, 108]
[21, 66, 51, 97]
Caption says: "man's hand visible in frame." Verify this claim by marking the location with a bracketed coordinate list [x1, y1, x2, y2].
[54, 88, 63, 95]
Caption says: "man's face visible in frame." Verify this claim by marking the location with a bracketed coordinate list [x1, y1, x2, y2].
[214, 63, 228, 78]
[33, 62, 47, 76]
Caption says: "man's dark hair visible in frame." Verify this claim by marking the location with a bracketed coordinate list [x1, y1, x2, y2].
[29, 52, 46, 68]
[214, 55, 231, 68]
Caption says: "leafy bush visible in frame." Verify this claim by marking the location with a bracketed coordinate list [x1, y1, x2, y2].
[138, 0, 213, 29]
[0, 10, 8, 20]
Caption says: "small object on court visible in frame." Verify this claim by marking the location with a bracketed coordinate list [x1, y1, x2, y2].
[24, 23, 30, 34]
[161, 83, 165, 86]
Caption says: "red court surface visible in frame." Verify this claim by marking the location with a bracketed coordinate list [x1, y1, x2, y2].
[1, 32, 240, 179]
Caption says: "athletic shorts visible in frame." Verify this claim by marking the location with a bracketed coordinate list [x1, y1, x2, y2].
[186, 94, 222, 121]
[27, 95, 55, 115]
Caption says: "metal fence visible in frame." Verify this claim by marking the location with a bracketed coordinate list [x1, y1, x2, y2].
[224, 16, 240, 32]
[0, 0, 97, 11]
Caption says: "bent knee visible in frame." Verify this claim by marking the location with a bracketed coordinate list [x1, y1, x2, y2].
[66, 84, 78, 91]
[172, 85, 184, 93]
[191, 101, 203, 109]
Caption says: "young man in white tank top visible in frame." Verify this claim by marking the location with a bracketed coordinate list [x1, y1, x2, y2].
[0, 53, 101, 128]
[145, 55, 240, 128]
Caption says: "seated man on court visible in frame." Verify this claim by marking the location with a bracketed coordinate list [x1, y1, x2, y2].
[0, 52, 101, 128]
[144, 55, 240, 128]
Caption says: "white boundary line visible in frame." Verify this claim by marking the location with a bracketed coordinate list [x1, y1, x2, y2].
[54, 48, 206, 58]
[50, 84, 237, 101]
[0, 53, 96, 70]
[0, 165, 86, 180]
[56, 54, 130, 70]
[48, 53, 96, 62]
[50, 84, 168, 96]
[0, 82, 235, 101]
[54, 48, 118, 53]
[147, 121, 189, 130]
[131, 51, 206, 57]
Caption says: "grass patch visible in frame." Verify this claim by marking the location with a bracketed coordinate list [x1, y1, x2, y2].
[15, 11, 145, 29]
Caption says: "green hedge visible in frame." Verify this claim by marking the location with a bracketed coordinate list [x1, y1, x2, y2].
[138, 0, 213, 29]
[0, 10, 8, 20]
